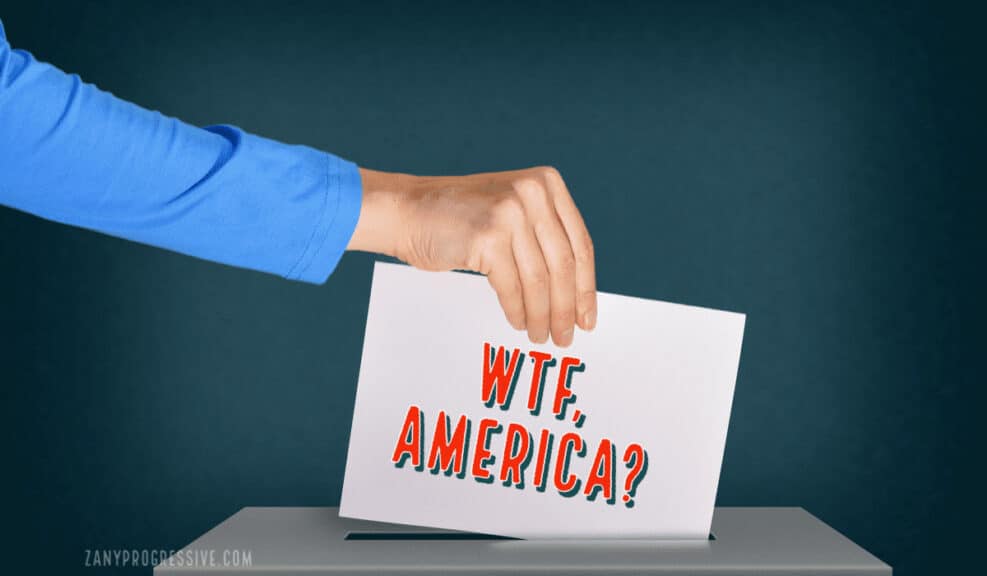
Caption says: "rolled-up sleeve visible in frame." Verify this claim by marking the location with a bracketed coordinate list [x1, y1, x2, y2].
[0, 19, 362, 284]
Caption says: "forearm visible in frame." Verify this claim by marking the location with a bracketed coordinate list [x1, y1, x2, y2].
[0, 22, 361, 283]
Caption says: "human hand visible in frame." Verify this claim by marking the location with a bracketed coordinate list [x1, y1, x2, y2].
[347, 166, 596, 347]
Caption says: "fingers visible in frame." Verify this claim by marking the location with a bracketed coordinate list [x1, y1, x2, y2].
[484, 246, 526, 331]
[518, 180, 578, 347]
[544, 168, 597, 331]
[468, 165, 594, 347]
[511, 220, 552, 344]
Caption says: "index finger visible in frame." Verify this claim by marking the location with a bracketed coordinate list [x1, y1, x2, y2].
[543, 168, 597, 331]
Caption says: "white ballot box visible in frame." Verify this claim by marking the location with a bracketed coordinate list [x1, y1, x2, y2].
[153, 507, 890, 575]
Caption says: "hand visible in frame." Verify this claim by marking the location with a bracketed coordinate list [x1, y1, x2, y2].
[348, 166, 596, 347]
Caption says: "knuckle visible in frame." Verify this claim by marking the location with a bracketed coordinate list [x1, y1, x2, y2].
[538, 165, 561, 180]
[528, 269, 550, 292]
[472, 227, 499, 252]
[493, 194, 525, 222]
[514, 177, 546, 198]
[554, 253, 577, 277]
[553, 307, 576, 328]
[575, 236, 595, 264]
[470, 231, 506, 272]
[497, 231, 521, 256]
[578, 290, 596, 309]
[501, 280, 523, 301]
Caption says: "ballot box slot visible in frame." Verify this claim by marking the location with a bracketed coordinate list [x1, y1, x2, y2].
[345, 531, 715, 541]
[345, 531, 516, 541]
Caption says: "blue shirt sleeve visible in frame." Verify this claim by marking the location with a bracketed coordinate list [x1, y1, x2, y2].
[0, 19, 362, 284]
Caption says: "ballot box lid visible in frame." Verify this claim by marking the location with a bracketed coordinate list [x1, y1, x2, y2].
[154, 507, 890, 575]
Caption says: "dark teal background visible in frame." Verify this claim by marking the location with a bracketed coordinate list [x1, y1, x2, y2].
[1, 1, 982, 574]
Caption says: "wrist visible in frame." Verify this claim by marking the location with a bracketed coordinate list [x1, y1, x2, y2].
[348, 168, 416, 257]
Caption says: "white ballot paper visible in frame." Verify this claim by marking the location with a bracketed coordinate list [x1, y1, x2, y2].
[340, 262, 745, 539]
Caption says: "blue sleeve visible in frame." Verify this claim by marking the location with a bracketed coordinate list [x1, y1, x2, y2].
[0, 19, 362, 284]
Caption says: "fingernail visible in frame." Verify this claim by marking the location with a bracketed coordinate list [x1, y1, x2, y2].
[560, 328, 574, 347]
[583, 310, 597, 330]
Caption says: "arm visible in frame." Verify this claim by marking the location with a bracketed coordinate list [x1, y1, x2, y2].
[0, 20, 359, 283]
[0, 20, 596, 346]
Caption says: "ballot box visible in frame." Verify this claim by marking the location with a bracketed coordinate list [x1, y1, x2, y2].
[153, 507, 890, 575]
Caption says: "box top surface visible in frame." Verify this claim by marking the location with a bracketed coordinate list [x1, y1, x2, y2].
[155, 507, 890, 574]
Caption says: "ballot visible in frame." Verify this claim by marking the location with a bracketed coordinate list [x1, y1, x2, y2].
[340, 262, 746, 539]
